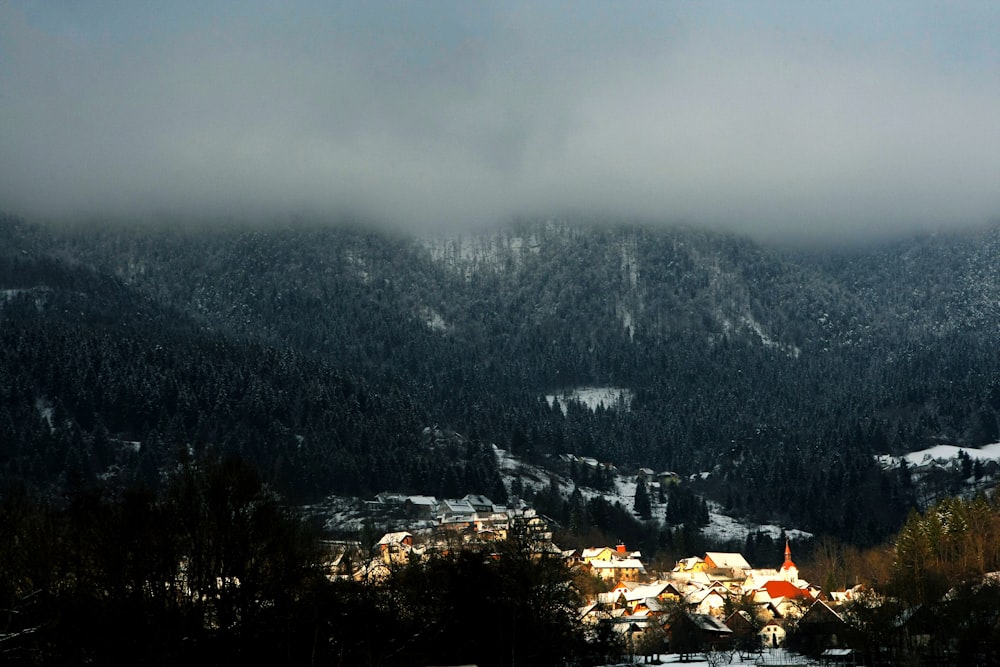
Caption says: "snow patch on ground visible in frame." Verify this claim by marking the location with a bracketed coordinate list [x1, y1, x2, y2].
[546, 387, 633, 414]
[422, 233, 541, 277]
[702, 500, 813, 544]
[35, 398, 54, 431]
[313, 443, 814, 549]
[878, 442, 1000, 469]
[419, 306, 449, 333]
[739, 313, 801, 358]
[598, 648, 811, 666]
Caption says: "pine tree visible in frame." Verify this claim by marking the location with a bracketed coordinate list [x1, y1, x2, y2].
[634, 478, 652, 520]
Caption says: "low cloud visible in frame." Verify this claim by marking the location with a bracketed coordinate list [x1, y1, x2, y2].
[1, 2, 999, 244]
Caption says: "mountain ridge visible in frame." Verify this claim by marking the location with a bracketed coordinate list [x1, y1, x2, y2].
[2, 214, 999, 544]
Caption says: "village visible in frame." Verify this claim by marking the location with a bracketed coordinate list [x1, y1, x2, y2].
[324, 490, 869, 664]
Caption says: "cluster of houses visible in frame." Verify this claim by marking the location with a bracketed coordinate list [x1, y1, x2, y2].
[574, 543, 857, 654]
[326, 492, 556, 580]
[362, 491, 550, 539]
[326, 491, 864, 657]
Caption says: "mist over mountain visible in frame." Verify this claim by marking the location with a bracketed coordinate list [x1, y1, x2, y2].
[3, 213, 1000, 545]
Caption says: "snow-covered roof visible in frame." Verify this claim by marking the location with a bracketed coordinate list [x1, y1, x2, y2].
[598, 591, 624, 605]
[440, 499, 475, 514]
[684, 588, 725, 605]
[590, 558, 645, 571]
[582, 547, 611, 559]
[376, 531, 412, 546]
[406, 495, 438, 506]
[624, 582, 672, 602]
[462, 493, 494, 508]
[689, 613, 733, 633]
[705, 552, 751, 570]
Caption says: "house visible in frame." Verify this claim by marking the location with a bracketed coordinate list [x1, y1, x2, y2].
[673, 557, 708, 573]
[376, 531, 414, 563]
[623, 581, 683, 610]
[742, 568, 779, 593]
[760, 619, 787, 647]
[404, 495, 438, 519]
[758, 579, 815, 618]
[582, 547, 616, 563]
[658, 471, 681, 487]
[589, 557, 646, 582]
[665, 611, 734, 656]
[438, 498, 476, 521]
[684, 586, 728, 616]
[705, 552, 751, 572]
[793, 599, 859, 657]
[508, 512, 552, 544]
[725, 610, 762, 653]
[462, 494, 494, 513]
[320, 539, 364, 580]
[891, 604, 937, 653]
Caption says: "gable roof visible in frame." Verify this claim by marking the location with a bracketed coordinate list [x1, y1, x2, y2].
[689, 613, 734, 634]
[762, 579, 812, 600]
[705, 552, 751, 570]
[800, 599, 848, 626]
[462, 493, 494, 509]
[624, 582, 674, 602]
[376, 531, 412, 546]
[440, 499, 475, 514]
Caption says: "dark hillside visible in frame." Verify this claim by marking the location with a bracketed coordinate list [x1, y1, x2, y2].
[4, 215, 1000, 542]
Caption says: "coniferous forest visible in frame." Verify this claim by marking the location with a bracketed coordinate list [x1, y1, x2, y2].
[5, 215, 1000, 541]
[4, 214, 1000, 662]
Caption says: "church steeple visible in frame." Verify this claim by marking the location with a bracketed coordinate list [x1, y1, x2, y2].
[781, 539, 798, 582]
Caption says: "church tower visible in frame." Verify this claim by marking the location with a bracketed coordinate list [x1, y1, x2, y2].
[780, 539, 799, 583]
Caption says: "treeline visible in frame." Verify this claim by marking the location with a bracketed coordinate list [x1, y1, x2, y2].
[892, 491, 1000, 605]
[0, 457, 612, 666]
[0, 253, 505, 504]
[5, 215, 1000, 544]
[806, 487, 1000, 605]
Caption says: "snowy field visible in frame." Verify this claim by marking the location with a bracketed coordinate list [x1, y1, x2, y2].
[702, 501, 813, 545]
[598, 648, 812, 666]
[546, 386, 634, 414]
[878, 442, 1000, 468]
[312, 442, 814, 547]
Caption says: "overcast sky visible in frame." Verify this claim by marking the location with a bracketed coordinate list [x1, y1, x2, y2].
[2, 1, 999, 243]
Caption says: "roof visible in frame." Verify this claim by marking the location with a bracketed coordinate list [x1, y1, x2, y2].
[582, 547, 611, 559]
[462, 493, 494, 508]
[800, 599, 847, 626]
[688, 613, 734, 634]
[705, 552, 751, 570]
[406, 495, 437, 506]
[684, 587, 725, 605]
[674, 557, 705, 571]
[625, 582, 674, 601]
[440, 499, 475, 514]
[590, 558, 645, 570]
[376, 531, 412, 546]
[762, 580, 812, 600]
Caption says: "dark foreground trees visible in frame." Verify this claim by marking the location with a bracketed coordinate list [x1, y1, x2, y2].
[1, 456, 325, 664]
[1, 456, 607, 665]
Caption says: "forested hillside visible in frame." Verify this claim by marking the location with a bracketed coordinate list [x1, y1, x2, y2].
[3, 214, 1000, 544]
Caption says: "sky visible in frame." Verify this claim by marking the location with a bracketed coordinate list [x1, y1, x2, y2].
[2, 1, 999, 244]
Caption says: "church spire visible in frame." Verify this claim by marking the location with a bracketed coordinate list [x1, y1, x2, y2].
[781, 539, 798, 582]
